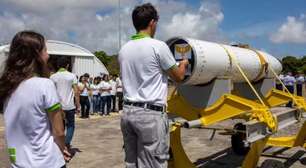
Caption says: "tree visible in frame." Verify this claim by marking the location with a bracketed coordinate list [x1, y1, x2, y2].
[281, 56, 300, 74]
[94, 51, 112, 66]
[94, 51, 120, 75]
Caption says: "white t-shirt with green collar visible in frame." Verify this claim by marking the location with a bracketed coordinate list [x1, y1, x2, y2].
[118, 35, 176, 106]
[4, 77, 65, 168]
[50, 68, 78, 111]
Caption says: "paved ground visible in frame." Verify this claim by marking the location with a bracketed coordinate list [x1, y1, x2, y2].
[1, 113, 306, 168]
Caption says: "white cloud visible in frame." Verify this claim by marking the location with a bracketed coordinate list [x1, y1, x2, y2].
[270, 14, 306, 43]
[160, 0, 225, 42]
[0, 0, 225, 54]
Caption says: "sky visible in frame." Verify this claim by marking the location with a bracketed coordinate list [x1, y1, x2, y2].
[0, 0, 305, 58]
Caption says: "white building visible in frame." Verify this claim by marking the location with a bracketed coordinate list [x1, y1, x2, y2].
[0, 40, 108, 77]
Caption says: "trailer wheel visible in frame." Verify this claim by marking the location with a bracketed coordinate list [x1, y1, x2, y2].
[231, 123, 250, 155]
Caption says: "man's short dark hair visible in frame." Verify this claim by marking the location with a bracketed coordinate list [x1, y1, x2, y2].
[132, 3, 159, 32]
[57, 57, 70, 69]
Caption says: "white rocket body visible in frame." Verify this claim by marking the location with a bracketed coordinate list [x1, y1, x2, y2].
[166, 37, 282, 85]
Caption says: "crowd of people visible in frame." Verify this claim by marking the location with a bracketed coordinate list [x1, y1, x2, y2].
[77, 73, 123, 118]
[276, 72, 305, 107]
[276, 72, 305, 96]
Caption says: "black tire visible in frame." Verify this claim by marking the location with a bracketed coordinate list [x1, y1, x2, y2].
[231, 123, 250, 155]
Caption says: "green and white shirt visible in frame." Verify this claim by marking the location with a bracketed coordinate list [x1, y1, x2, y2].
[118, 33, 176, 105]
[50, 68, 78, 111]
[4, 77, 65, 168]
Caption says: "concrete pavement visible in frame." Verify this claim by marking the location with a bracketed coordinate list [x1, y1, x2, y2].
[1, 114, 306, 168]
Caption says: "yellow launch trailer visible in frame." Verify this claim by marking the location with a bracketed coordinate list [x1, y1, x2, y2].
[166, 40, 306, 168]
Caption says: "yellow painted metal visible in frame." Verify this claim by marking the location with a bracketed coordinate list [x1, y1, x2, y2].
[242, 137, 269, 168]
[265, 89, 293, 107]
[167, 92, 200, 121]
[267, 121, 306, 148]
[168, 123, 196, 168]
[167, 91, 278, 168]
[267, 136, 296, 147]
[168, 91, 277, 131]
[166, 48, 306, 168]
[265, 88, 306, 110]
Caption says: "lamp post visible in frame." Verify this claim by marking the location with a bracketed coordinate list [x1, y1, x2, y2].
[118, 0, 122, 51]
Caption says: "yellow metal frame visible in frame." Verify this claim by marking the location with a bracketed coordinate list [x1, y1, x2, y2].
[167, 46, 306, 168]
[167, 90, 278, 168]
[266, 121, 306, 148]
[264, 89, 306, 149]
[168, 92, 277, 131]
[168, 123, 195, 168]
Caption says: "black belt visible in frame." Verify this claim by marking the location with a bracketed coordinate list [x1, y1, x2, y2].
[124, 101, 166, 112]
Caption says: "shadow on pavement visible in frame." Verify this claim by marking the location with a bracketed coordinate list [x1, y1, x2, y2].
[263, 149, 306, 168]
[69, 147, 83, 158]
[194, 148, 244, 168]
[194, 147, 306, 168]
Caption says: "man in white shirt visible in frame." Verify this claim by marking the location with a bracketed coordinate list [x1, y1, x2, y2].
[276, 73, 284, 90]
[283, 72, 296, 107]
[50, 57, 80, 148]
[118, 3, 188, 168]
[296, 72, 305, 96]
[109, 75, 117, 112]
[98, 75, 112, 116]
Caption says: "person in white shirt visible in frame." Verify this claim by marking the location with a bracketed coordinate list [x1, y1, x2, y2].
[78, 73, 91, 118]
[0, 31, 70, 168]
[90, 77, 101, 114]
[283, 72, 296, 107]
[50, 57, 80, 149]
[115, 75, 123, 111]
[118, 3, 188, 167]
[276, 73, 284, 90]
[296, 72, 305, 96]
[109, 75, 117, 112]
[284, 72, 296, 93]
[99, 74, 112, 116]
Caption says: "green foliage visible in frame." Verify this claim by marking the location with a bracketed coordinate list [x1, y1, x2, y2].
[281, 55, 306, 75]
[94, 51, 119, 75]
[94, 51, 112, 66]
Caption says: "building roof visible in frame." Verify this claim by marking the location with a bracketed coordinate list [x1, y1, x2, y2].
[0, 40, 94, 57]
[47, 40, 94, 57]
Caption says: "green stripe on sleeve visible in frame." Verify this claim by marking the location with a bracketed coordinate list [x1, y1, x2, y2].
[9, 156, 16, 163]
[8, 148, 16, 155]
[8, 148, 16, 163]
[168, 64, 177, 70]
[46, 103, 61, 113]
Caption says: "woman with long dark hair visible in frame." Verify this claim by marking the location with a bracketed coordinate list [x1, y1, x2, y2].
[0, 31, 70, 167]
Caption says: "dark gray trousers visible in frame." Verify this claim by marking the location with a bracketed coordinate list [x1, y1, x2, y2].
[120, 105, 169, 168]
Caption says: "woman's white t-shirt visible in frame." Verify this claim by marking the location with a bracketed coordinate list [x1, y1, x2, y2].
[4, 77, 65, 168]
[90, 84, 100, 96]
[109, 80, 117, 95]
[98, 81, 111, 96]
